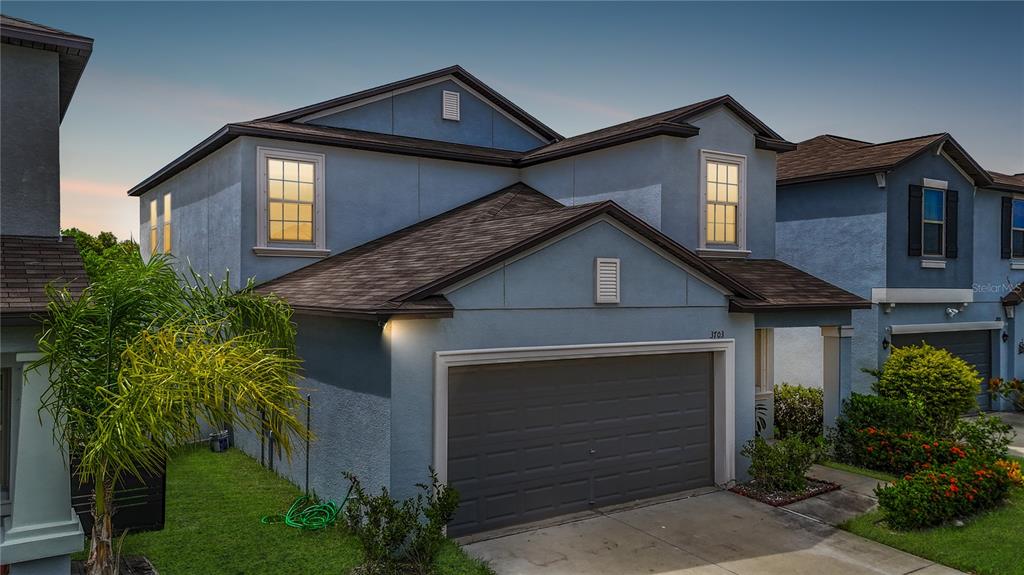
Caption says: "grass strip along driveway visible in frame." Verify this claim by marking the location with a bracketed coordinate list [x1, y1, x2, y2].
[841, 458, 1024, 575]
[83, 447, 491, 575]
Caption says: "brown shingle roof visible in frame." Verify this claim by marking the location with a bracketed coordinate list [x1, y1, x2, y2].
[777, 133, 993, 187]
[519, 95, 794, 164]
[1, 235, 88, 316]
[704, 258, 871, 312]
[128, 86, 794, 197]
[988, 171, 1024, 193]
[256, 183, 867, 317]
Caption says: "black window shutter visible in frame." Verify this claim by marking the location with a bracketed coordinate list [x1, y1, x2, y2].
[1003, 196, 1013, 259]
[944, 190, 958, 259]
[908, 185, 923, 257]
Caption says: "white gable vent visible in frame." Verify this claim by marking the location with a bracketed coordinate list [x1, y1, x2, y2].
[442, 90, 460, 121]
[595, 258, 620, 304]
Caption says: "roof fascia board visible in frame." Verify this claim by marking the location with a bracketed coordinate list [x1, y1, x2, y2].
[0, 24, 93, 52]
[519, 123, 699, 167]
[296, 74, 551, 143]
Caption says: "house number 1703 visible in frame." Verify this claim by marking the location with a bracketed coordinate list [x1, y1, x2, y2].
[710, 330, 725, 339]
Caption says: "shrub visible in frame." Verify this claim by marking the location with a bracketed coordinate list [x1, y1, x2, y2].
[954, 413, 1014, 462]
[832, 393, 926, 463]
[343, 469, 460, 575]
[741, 435, 824, 492]
[995, 458, 1024, 487]
[872, 343, 981, 435]
[773, 383, 823, 439]
[876, 457, 1011, 530]
[850, 428, 967, 475]
[988, 377, 1024, 411]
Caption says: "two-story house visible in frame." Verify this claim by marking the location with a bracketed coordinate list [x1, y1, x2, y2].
[774, 133, 1020, 411]
[0, 14, 91, 575]
[129, 66, 868, 536]
[982, 171, 1024, 402]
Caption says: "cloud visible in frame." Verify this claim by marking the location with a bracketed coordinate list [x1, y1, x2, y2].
[60, 178, 137, 240]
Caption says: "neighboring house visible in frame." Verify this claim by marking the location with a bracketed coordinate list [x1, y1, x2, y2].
[0, 14, 91, 575]
[774, 133, 1022, 411]
[983, 171, 1024, 402]
[129, 66, 868, 536]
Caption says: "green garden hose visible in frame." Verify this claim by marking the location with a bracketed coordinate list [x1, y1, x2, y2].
[261, 485, 351, 531]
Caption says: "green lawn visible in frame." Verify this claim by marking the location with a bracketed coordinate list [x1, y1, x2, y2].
[841, 461, 1024, 575]
[819, 460, 897, 483]
[78, 447, 492, 575]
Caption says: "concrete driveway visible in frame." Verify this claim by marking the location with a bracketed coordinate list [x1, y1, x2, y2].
[463, 489, 963, 575]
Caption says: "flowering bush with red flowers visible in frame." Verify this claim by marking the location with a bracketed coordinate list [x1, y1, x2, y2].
[848, 427, 967, 475]
[875, 457, 1012, 530]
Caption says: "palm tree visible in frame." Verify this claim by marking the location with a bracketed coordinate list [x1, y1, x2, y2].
[32, 254, 309, 575]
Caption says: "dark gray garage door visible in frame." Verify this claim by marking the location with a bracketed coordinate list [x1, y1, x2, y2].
[892, 330, 992, 411]
[446, 353, 714, 536]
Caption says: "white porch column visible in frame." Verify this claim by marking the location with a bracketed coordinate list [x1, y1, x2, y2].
[821, 326, 854, 429]
[1, 353, 83, 568]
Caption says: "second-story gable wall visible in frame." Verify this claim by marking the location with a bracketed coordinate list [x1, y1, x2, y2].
[1, 44, 61, 236]
[885, 151, 976, 289]
[522, 106, 778, 258]
[139, 139, 243, 283]
[306, 79, 546, 152]
[236, 136, 521, 283]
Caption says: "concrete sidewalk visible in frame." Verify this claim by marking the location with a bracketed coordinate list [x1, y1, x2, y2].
[783, 464, 888, 526]
[464, 488, 963, 575]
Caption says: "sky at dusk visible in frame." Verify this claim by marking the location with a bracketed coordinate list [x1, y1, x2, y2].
[4, 1, 1023, 241]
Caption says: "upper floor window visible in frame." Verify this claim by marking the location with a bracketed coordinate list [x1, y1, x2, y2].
[701, 150, 745, 250]
[1013, 199, 1024, 258]
[255, 147, 326, 256]
[162, 193, 172, 254]
[149, 199, 158, 256]
[922, 188, 945, 257]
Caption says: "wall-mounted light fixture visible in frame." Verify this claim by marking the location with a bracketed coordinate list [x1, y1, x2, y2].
[1018, 340, 1024, 356]
[1003, 332, 1010, 343]
[882, 337, 890, 350]
[1004, 302, 1016, 320]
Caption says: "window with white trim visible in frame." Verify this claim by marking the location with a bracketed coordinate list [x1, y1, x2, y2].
[256, 147, 326, 253]
[149, 199, 158, 255]
[701, 151, 745, 249]
[922, 188, 945, 256]
[162, 193, 172, 254]
[1012, 199, 1024, 258]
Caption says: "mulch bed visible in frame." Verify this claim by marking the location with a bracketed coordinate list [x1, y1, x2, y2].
[730, 477, 840, 506]
[72, 556, 158, 575]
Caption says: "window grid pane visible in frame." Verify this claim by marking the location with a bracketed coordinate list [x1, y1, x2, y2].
[706, 160, 739, 245]
[163, 193, 172, 254]
[149, 200, 158, 255]
[268, 158, 315, 243]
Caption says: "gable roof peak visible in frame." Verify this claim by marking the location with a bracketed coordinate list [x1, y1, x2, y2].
[253, 65, 563, 142]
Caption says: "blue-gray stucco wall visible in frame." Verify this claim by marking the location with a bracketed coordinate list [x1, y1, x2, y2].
[235, 136, 521, 285]
[522, 107, 778, 259]
[775, 175, 887, 393]
[885, 152, 975, 289]
[308, 79, 545, 152]
[233, 315, 392, 500]
[386, 220, 756, 498]
[1, 44, 61, 237]
[138, 139, 242, 282]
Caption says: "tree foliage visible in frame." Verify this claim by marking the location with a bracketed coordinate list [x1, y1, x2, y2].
[32, 252, 308, 575]
[62, 227, 140, 281]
